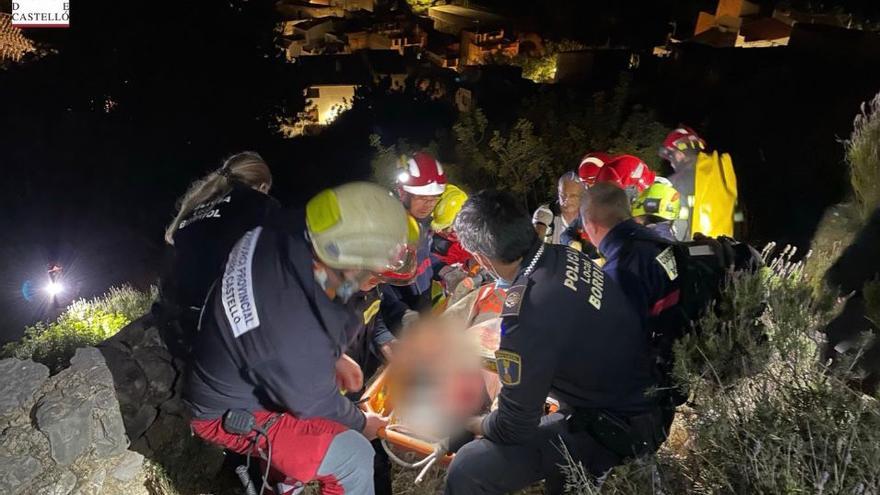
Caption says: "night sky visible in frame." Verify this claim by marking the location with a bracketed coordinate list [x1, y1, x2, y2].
[1, 0, 879, 342]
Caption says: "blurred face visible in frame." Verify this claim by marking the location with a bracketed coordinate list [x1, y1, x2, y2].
[408, 194, 442, 220]
[558, 179, 584, 217]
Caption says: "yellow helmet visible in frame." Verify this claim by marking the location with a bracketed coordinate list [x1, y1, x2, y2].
[431, 184, 469, 232]
[632, 180, 681, 221]
[306, 182, 409, 271]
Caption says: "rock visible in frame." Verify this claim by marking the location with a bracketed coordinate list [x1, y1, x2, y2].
[72, 468, 105, 495]
[90, 388, 128, 459]
[36, 348, 128, 465]
[0, 452, 42, 495]
[35, 393, 92, 466]
[110, 451, 144, 482]
[136, 351, 176, 403]
[37, 470, 76, 495]
[0, 358, 49, 419]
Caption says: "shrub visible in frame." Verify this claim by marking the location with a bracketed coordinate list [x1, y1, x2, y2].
[845, 91, 880, 222]
[561, 245, 880, 494]
[3, 285, 156, 373]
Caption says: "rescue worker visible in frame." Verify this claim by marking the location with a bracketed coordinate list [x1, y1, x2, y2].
[447, 190, 667, 494]
[631, 178, 682, 242]
[581, 182, 677, 326]
[577, 151, 615, 187]
[184, 182, 410, 495]
[161, 151, 279, 354]
[658, 126, 738, 241]
[431, 185, 482, 304]
[382, 152, 447, 330]
[595, 154, 656, 203]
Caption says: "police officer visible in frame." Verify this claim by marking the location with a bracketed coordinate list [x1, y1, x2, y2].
[184, 182, 410, 495]
[581, 182, 678, 325]
[447, 190, 667, 494]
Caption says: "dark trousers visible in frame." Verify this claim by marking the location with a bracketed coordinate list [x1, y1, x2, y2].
[444, 413, 622, 495]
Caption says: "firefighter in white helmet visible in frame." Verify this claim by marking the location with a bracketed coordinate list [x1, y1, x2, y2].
[382, 152, 448, 331]
[185, 182, 410, 495]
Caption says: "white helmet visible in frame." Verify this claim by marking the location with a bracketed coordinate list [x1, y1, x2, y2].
[306, 182, 410, 271]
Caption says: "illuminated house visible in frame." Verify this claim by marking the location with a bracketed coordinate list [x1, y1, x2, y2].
[693, 0, 792, 48]
[460, 28, 519, 66]
[0, 13, 35, 63]
[427, 5, 508, 36]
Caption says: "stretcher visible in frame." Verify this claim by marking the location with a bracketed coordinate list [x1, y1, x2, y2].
[360, 283, 558, 482]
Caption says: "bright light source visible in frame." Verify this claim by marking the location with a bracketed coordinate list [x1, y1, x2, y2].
[397, 172, 410, 183]
[45, 281, 64, 296]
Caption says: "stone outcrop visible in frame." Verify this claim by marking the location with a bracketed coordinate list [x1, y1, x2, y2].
[0, 350, 149, 495]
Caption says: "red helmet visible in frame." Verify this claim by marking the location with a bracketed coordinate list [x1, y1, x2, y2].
[577, 151, 614, 186]
[397, 152, 447, 196]
[659, 126, 706, 161]
[596, 155, 656, 193]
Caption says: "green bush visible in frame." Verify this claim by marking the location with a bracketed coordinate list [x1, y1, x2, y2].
[846, 91, 880, 222]
[3, 285, 156, 373]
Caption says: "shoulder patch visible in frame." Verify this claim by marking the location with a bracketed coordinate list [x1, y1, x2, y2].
[500, 284, 527, 318]
[494, 350, 522, 386]
[655, 246, 679, 281]
[363, 299, 381, 325]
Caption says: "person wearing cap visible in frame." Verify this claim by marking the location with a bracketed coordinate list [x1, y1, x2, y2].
[382, 152, 448, 331]
[631, 179, 682, 242]
[184, 182, 411, 495]
[658, 126, 738, 241]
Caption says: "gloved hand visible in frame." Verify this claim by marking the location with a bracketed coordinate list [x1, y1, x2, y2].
[439, 265, 468, 293]
[401, 309, 420, 331]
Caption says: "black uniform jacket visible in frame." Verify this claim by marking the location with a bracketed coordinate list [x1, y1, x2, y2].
[481, 242, 658, 445]
[183, 211, 365, 431]
[169, 184, 279, 309]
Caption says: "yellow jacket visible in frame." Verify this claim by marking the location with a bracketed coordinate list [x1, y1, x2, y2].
[692, 151, 738, 238]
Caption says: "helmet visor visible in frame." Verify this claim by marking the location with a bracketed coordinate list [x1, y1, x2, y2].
[375, 245, 419, 286]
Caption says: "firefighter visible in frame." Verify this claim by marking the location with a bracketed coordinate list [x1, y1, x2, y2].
[382, 152, 448, 330]
[577, 151, 615, 187]
[161, 151, 279, 354]
[446, 190, 666, 495]
[595, 154, 656, 203]
[431, 185, 482, 304]
[658, 126, 738, 241]
[184, 182, 410, 495]
[631, 178, 682, 242]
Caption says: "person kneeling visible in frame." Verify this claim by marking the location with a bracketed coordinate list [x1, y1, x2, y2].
[445, 190, 669, 495]
[183, 182, 410, 495]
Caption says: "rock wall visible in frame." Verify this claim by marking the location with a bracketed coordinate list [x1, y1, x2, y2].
[0, 349, 149, 495]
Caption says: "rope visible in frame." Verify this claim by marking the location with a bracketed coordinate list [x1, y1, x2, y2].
[380, 424, 449, 484]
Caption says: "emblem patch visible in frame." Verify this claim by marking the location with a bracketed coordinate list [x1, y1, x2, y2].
[363, 299, 381, 325]
[655, 246, 678, 281]
[500, 284, 526, 318]
[495, 350, 522, 386]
